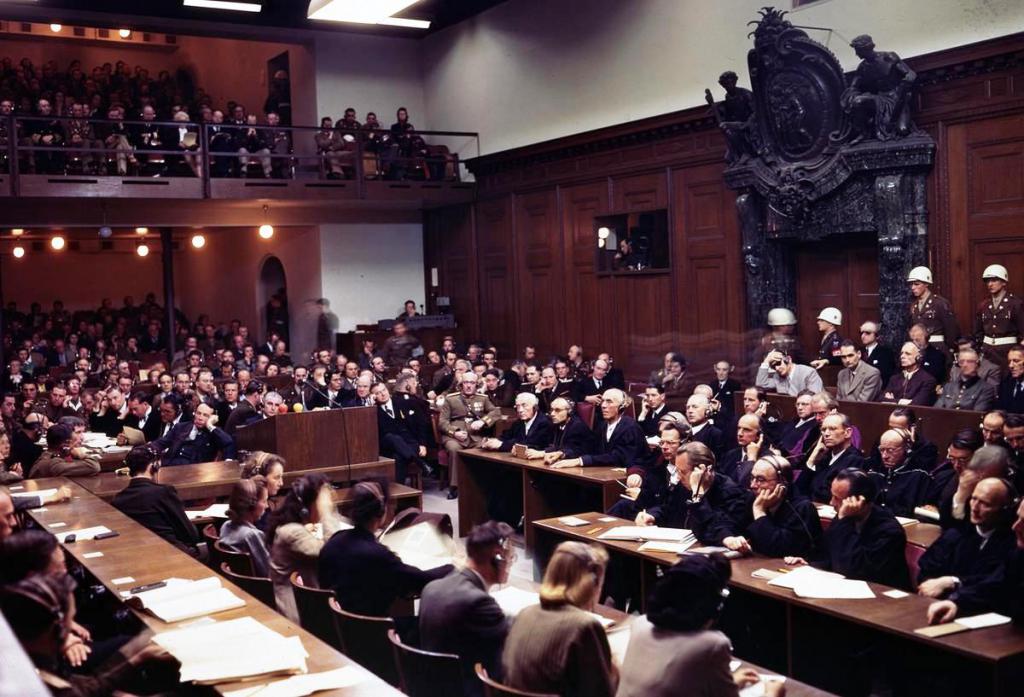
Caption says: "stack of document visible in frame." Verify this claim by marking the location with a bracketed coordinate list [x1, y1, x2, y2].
[223, 666, 367, 697]
[380, 522, 455, 571]
[126, 577, 245, 622]
[153, 616, 307, 684]
[491, 586, 615, 628]
[766, 566, 875, 599]
[598, 526, 696, 546]
[185, 503, 231, 521]
[11, 488, 57, 501]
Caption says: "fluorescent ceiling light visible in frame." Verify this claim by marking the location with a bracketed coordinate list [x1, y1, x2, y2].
[308, 0, 429, 28]
[183, 0, 262, 12]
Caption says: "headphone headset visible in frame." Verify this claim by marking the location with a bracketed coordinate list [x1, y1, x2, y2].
[759, 454, 793, 487]
[5, 577, 68, 641]
[840, 467, 878, 502]
[994, 477, 1021, 523]
[354, 481, 386, 519]
[557, 543, 603, 584]
[291, 477, 316, 522]
[492, 536, 509, 571]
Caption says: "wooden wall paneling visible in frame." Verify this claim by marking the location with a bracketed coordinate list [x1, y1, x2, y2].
[513, 188, 563, 358]
[611, 171, 669, 211]
[424, 204, 479, 343]
[559, 180, 612, 356]
[475, 196, 517, 355]
[616, 274, 675, 372]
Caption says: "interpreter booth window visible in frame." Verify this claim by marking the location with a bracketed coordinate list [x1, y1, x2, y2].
[594, 209, 670, 275]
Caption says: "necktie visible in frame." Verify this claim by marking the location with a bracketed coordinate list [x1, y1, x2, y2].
[596, 379, 602, 389]
[1016, 382, 1023, 398]
[385, 405, 394, 418]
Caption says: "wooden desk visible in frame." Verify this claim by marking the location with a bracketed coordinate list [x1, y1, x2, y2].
[814, 504, 943, 549]
[456, 449, 626, 552]
[331, 482, 422, 512]
[532, 512, 1024, 697]
[73, 458, 396, 502]
[18, 478, 404, 696]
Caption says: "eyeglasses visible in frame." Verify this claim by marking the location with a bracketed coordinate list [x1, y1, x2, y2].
[751, 475, 778, 485]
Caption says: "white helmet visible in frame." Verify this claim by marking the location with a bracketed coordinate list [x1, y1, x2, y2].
[906, 266, 933, 284]
[982, 264, 1008, 282]
[767, 308, 797, 327]
[817, 307, 842, 326]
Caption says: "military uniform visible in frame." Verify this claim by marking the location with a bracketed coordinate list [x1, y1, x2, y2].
[817, 330, 844, 367]
[910, 292, 960, 351]
[974, 293, 1024, 367]
[438, 392, 502, 487]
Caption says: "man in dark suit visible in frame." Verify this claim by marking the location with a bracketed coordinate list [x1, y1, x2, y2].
[150, 402, 236, 466]
[550, 388, 645, 470]
[533, 397, 594, 463]
[859, 321, 897, 386]
[596, 352, 626, 390]
[881, 342, 937, 406]
[636, 384, 669, 437]
[372, 382, 430, 483]
[419, 521, 514, 697]
[224, 381, 263, 435]
[710, 360, 741, 422]
[215, 380, 241, 424]
[996, 345, 1024, 413]
[717, 414, 770, 489]
[89, 386, 129, 437]
[686, 394, 725, 460]
[573, 358, 614, 407]
[281, 367, 314, 411]
[124, 391, 162, 443]
[910, 323, 948, 384]
[792, 468, 910, 589]
[111, 445, 200, 556]
[777, 390, 818, 457]
[796, 413, 864, 502]
[482, 368, 515, 407]
[482, 392, 554, 452]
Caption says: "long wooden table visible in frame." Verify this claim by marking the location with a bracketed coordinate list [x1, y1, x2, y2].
[17, 477, 404, 696]
[72, 458, 395, 502]
[455, 448, 627, 551]
[532, 512, 1024, 697]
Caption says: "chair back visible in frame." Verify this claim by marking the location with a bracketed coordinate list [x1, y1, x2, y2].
[387, 629, 464, 697]
[575, 401, 596, 429]
[474, 664, 558, 697]
[905, 543, 927, 589]
[290, 572, 341, 649]
[214, 540, 255, 576]
[219, 562, 275, 608]
[328, 598, 399, 686]
[202, 523, 222, 570]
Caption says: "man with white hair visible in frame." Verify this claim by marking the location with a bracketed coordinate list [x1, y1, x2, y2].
[551, 389, 645, 470]
[881, 342, 937, 406]
[756, 349, 823, 396]
[482, 392, 554, 452]
[686, 393, 725, 460]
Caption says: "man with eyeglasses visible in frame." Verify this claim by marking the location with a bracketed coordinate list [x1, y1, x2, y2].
[531, 397, 595, 465]
[927, 429, 984, 514]
[864, 429, 933, 516]
[935, 348, 996, 411]
[756, 350, 823, 396]
[949, 337, 1001, 388]
[859, 321, 896, 385]
[837, 339, 882, 402]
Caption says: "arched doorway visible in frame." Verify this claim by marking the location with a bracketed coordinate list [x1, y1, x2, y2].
[258, 256, 289, 344]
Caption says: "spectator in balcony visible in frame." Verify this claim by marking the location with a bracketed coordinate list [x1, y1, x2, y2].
[385, 106, 415, 180]
[93, 103, 134, 176]
[132, 104, 168, 175]
[265, 111, 291, 179]
[170, 110, 201, 177]
[63, 102, 100, 174]
[26, 98, 64, 174]
[236, 113, 271, 178]
[315, 116, 345, 180]
[0, 98, 11, 173]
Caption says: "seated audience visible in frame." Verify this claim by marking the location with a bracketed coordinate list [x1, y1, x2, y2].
[996, 344, 1024, 413]
[756, 350, 823, 396]
[419, 521, 515, 697]
[796, 413, 864, 502]
[319, 479, 452, 617]
[787, 468, 910, 589]
[482, 392, 554, 452]
[529, 397, 595, 464]
[865, 428, 933, 516]
[617, 553, 785, 697]
[372, 382, 431, 483]
[501, 541, 616, 697]
[551, 389, 645, 470]
[686, 393, 725, 459]
[881, 342, 937, 406]
[29, 424, 100, 478]
[218, 477, 271, 577]
[150, 402, 235, 465]
[935, 347, 996, 411]
[837, 340, 882, 402]
[718, 414, 770, 488]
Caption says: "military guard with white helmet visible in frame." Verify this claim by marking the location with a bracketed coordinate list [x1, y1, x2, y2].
[907, 266, 960, 352]
[975, 264, 1024, 368]
[758, 307, 805, 365]
[810, 307, 844, 369]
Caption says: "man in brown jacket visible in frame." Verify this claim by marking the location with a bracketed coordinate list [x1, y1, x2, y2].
[439, 372, 502, 499]
[28, 424, 100, 478]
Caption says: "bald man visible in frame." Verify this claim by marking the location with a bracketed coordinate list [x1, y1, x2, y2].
[686, 394, 725, 460]
[865, 429, 933, 516]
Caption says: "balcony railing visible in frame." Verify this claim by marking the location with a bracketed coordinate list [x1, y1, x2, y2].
[0, 114, 478, 202]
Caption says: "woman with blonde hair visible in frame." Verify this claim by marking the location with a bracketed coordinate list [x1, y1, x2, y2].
[502, 541, 617, 697]
[241, 451, 285, 529]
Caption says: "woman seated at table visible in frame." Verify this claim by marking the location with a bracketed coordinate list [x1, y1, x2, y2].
[241, 450, 286, 530]
[267, 472, 345, 622]
[502, 541, 617, 697]
[318, 477, 453, 618]
[616, 553, 785, 697]
[0, 574, 179, 697]
[218, 477, 271, 577]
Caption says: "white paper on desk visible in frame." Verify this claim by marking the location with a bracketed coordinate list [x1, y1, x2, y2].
[895, 516, 918, 527]
[816, 504, 837, 520]
[54, 525, 112, 543]
[792, 578, 875, 600]
[12, 488, 56, 500]
[957, 612, 1012, 629]
[766, 565, 843, 591]
[154, 616, 307, 684]
[186, 503, 231, 520]
[638, 540, 696, 555]
[128, 576, 245, 623]
[380, 522, 454, 571]
[739, 675, 787, 697]
[914, 506, 940, 522]
[223, 666, 366, 697]
[558, 515, 591, 527]
[598, 526, 696, 544]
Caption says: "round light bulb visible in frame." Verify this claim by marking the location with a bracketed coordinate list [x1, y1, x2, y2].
[50, 23, 62, 32]
[11, 228, 24, 236]
[12, 245, 25, 258]
[258, 224, 274, 239]
[118, 28, 131, 38]
[135, 226, 148, 235]
[136, 243, 150, 257]
[98, 226, 113, 238]
[597, 226, 610, 239]
[191, 234, 206, 249]
[50, 235, 66, 250]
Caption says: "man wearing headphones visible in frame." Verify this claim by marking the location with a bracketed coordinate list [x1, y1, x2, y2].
[27, 424, 100, 478]
[787, 467, 910, 589]
[917, 478, 1017, 600]
[756, 350, 823, 396]
[609, 423, 686, 520]
[718, 414, 770, 488]
[111, 445, 201, 556]
[797, 413, 864, 503]
[865, 429, 933, 516]
[881, 342, 937, 406]
[685, 394, 726, 461]
[419, 521, 514, 697]
[941, 444, 1012, 531]
[550, 389, 645, 470]
[724, 454, 822, 558]
[531, 397, 595, 465]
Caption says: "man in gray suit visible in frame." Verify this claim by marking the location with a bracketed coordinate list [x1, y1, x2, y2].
[935, 347, 997, 411]
[837, 340, 882, 402]
[419, 521, 514, 697]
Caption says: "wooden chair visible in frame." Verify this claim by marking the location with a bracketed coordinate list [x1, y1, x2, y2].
[202, 524, 221, 571]
[213, 540, 254, 576]
[475, 664, 558, 697]
[575, 401, 596, 429]
[290, 572, 340, 649]
[906, 544, 927, 589]
[328, 598, 400, 686]
[387, 629, 464, 697]
[219, 562, 275, 608]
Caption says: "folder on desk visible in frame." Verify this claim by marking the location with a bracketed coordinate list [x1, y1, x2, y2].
[598, 526, 696, 544]
[127, 576, 245, 622]
[766, 566, 875, 599]
[120, 426, 145, 446]
[915, 612, 1012, 638]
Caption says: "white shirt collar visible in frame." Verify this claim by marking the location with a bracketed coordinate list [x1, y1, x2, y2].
[605, 417, 620, 439]
[524, 415, 536, 433]
[690, 421, 708, 435]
